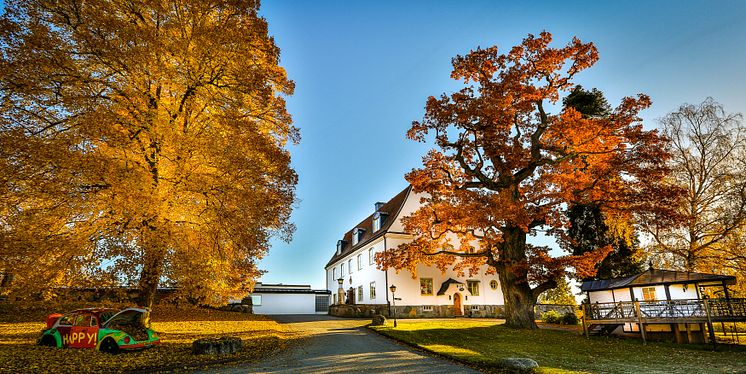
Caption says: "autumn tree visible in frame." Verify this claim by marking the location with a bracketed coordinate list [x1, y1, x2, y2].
[646, 99, 746, 286]
[381, 32, 675, 328]
[562, 86, 645, 279]
[538, 277, 576, 306]
[0, 0, 298, 308]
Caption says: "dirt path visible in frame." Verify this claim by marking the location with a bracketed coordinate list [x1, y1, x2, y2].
[198, 314, 480, 373]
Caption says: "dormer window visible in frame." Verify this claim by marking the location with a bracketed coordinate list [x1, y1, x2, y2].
[336, 240, 346, 255]
[352, 228, 365, 246]
[372, 212, 388, 232]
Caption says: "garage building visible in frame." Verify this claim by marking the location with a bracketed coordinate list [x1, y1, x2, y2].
[249, 283, 330, 315]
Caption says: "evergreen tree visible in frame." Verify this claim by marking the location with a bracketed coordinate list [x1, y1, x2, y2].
[563, 87, 645, 279]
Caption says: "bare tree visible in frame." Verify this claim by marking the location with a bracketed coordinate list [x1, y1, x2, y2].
[647, 98, 746, 275]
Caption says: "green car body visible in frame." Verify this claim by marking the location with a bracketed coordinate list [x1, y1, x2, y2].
[38, 307, 160, 353]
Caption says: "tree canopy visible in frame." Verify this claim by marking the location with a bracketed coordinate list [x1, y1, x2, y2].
[380, 32, 676, 328]
[0, 0, 298, 307]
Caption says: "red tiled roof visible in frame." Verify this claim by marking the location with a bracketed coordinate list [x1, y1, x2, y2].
[325, 185, 412, 268]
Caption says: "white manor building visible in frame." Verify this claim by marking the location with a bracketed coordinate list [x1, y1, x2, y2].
[325, 185, 505, 318]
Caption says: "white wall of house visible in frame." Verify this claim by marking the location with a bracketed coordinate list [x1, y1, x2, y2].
[390, 263, 503, 308]
[667, 284, 698, 299]
[327, 235, 389, 305]
[589, 283, 701, 304]
[325, 189, 505, 310]
[252, 293, 317, 315]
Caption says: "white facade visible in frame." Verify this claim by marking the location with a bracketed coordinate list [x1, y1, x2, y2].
[325, 186, 505, 315]
[250, 284, 330, 315]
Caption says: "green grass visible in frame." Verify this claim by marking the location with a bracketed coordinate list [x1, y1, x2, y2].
[371, 320, 746, 374]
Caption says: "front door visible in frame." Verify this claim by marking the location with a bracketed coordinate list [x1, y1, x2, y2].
[453, 293, 463, 316]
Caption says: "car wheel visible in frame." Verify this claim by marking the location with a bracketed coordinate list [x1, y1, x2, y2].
[99, 338, 119, 354]
[39, 335, 57, 347]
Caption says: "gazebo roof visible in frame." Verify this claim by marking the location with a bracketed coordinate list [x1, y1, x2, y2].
[580, 269, 736, 292]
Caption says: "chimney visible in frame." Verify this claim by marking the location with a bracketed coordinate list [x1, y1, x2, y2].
[374, 202, 385, 212]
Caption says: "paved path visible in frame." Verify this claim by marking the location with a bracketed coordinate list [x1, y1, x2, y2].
[200, 314, 480, 373]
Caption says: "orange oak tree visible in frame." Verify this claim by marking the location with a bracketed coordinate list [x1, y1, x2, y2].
[380, 32, 676, 328]
[0, 0, 297, 308]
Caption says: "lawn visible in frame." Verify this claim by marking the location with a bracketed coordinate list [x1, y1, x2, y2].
[0, 302, 300, 373]
[371, 320, 746, 374]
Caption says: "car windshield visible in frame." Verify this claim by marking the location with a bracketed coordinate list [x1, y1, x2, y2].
[99, 311, 115, 324]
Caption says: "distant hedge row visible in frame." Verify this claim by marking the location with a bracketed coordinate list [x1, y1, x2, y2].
[540, 310, 579, 325]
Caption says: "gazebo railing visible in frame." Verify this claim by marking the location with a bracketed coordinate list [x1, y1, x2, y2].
[584, 298, 746, 322]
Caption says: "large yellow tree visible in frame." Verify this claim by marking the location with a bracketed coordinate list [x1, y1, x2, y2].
[0, 0, 298, 308]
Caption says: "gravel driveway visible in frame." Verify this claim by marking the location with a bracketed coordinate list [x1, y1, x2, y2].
[198, 314, 480, 373]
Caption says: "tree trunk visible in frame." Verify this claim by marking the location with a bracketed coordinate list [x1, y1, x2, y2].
[496, 227, 538, 329]
[137, 227, 166, 309]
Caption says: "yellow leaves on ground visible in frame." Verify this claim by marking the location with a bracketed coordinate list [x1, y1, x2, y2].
[0, 303, 298, 374]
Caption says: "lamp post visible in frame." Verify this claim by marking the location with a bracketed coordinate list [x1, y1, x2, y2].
[389, 284, 397, 328]
[337, 277, 344, 305]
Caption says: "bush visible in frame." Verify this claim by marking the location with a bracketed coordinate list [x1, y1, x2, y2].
[541, 310, 561, 324]
[561, 312, 579, 325]
[541, 310, 579, 325]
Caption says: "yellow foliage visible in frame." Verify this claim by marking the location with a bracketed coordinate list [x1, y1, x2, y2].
[0, 303, 299, 373]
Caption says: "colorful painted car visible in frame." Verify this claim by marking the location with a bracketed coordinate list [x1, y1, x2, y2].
[37, 307, 160, 353]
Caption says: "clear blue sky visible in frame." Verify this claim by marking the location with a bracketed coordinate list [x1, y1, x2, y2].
[256, 1, 746, 289]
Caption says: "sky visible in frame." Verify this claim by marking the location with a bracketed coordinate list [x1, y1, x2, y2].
[250, 1, 746, 289]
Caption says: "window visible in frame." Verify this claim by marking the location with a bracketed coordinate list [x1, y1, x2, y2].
[58, 315, 74, 326]
[341, 263, 345, 276]
[642, 287, 657, 301]
[352, 228, 365, 245]
[357, 254, 363, 270]
[422, 305, 433, 312]
[357, 286, 363, 302]
[373, 213, 382, 231]
[490, 280, 498, 290]
[420, 278, 433, 295]
[348, 259, 353, 273]
[369, 248, 375, 265]
[251, 295, 262, 306]
[370, 282, 376, 299]
[74, 314, 92, 326]
[467, 280, 480, 296]
[333, 267, 337, 280]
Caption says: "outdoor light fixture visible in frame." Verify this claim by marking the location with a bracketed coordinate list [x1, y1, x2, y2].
[336, 277, 345, 305]
[389, 284, 398, 327]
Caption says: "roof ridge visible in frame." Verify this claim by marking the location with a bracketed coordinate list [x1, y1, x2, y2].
[324, 185, 412, 268]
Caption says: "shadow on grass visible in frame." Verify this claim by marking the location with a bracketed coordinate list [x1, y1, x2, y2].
[372, 324, 746, 374]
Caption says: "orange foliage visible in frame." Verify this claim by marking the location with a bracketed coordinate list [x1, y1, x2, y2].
[380, 32, 677, 327]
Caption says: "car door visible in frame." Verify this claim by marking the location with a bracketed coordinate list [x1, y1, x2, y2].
[69, 314, 99, 348]
[55, 314, 75, 347]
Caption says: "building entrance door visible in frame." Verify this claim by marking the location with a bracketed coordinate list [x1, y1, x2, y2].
[453, 293, 463, 316]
